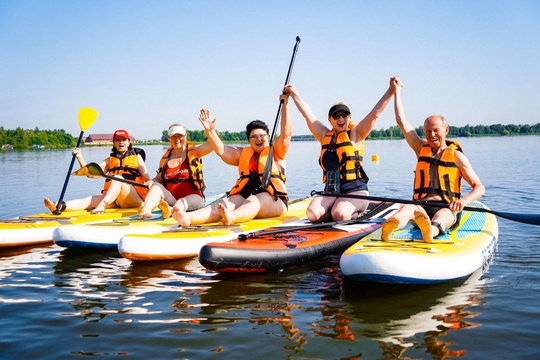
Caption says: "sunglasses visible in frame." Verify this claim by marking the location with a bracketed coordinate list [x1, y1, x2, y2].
[249, 134, 268, 140]
[331, 112, 350, 120]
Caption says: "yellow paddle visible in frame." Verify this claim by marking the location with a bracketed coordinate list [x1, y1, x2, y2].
[52, 107, 98, 215]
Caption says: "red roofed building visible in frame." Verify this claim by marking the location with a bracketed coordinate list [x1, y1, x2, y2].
[85, 134, 136, 145]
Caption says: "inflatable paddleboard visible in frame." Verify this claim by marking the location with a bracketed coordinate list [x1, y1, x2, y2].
[52, 193, 227, 250]
[0, 208, 140, 248]
[118, 198, 311, 261]
[198, 201, 400, 273]
[340, 201, 498, 284]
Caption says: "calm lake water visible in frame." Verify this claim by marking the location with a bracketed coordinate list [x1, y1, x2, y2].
[1, 136, 539, 359]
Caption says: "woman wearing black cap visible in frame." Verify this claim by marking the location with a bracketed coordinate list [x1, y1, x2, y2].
[44, 129, 151, 214]
[284, 77, 398, 222]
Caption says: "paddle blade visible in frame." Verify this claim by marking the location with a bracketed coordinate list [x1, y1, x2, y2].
[489, 209, 540, 226]
[71, 162, 104, 177]
[78, 107, 98, 131]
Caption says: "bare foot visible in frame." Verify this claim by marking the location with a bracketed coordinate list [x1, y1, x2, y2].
[218, 203, 236, 226]
[159, 199, 171, 219]
[381, 217, 399, 241]
[414, 210, 433, 243]
[44, 198, 56, 212]
[91, 201, 107, 214]
[172, 208, 191, 227]
[138, 211, 153, 220]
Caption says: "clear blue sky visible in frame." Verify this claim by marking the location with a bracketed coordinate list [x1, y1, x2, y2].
[1, 0, 539, 139]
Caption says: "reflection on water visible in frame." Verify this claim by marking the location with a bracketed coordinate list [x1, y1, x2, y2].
[1, 138, 539, 358]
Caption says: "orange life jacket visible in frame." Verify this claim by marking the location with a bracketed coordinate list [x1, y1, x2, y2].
[102, 149, 148, 199]
[319, 124, 368, 184]
[228, 146, 287, 200]
[413, 139, 463, 203]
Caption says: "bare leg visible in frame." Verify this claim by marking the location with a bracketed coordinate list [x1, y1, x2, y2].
[139, 183, 167, 219]
[44, 195, 104, 212]
[91, 200, 110, 214]
[306, 195, 337, 223]
[381, 204, 417, 241]
[217, 203, 235, 225]
[330, 191, 370, 221]
[173, 196, 243, 227]
[414, 210, 434, 243]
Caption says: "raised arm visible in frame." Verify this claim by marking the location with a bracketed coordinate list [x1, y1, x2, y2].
[393, 77, 423, 155]
[284, 84, 329, 143]
[351, 77, 396, 142]
[198, 109, 242, 166]
[273, 92, 292, 161]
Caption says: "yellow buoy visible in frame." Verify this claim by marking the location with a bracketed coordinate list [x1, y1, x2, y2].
[371, 154, 379, 161]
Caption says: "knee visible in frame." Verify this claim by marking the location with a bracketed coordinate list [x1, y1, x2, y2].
[306, 207, 324, 223]
[331, 208, 353, 221]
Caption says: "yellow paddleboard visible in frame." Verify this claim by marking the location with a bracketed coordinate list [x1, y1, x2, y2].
[118, 198, 310, 261]
[340, 201, 499, 284]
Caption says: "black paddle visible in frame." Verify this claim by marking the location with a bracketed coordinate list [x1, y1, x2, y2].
[261, 36, 301, 189]
[72, 162, 149, 189]
[312, 191, 540, 226]
[52, 108, 98, 215]
[238, 218, 385, 241]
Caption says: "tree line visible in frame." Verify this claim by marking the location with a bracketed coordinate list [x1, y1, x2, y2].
[0, 127, 74, 149]
[369, 123, 540, 139]
[2, 123, 540, 149]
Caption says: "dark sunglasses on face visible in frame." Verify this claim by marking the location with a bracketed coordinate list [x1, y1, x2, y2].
[331, 112, 350, 120]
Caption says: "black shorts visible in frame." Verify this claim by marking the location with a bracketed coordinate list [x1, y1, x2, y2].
[340, 179, 368, 193]
[418, 203, 461, 229]
[232, 178, 288, 207]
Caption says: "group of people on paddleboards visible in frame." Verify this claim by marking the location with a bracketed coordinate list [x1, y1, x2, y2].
[44, 76, 484, 243]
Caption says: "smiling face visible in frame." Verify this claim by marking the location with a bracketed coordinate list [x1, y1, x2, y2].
[329, 111, 351, 133]
[248, 129, 269, 153]
[423, 115, 449, 150]
[168, 133, 187, 150]
[113, 137, 130, 153]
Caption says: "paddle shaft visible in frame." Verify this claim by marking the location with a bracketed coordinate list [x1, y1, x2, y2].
[74, 162, 149, 189]
[313, 191, 540, 226]
[239, 218, 382, 240]
[53, 131, 85, 215]
[101, 173, 149, 189]
[261, 36, 301, 189]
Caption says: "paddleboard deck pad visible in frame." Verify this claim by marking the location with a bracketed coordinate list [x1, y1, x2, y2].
[339, 201, 499, 284]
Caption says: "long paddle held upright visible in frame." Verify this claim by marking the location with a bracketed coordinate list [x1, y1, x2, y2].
[52, 107, 98, 215]
[261, 36, 301, 189]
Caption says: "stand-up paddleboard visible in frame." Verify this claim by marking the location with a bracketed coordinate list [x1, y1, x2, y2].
[340, 201, 498, 284]
[198, 201, 400, 273]
[0, 208, 141, 248]
[52, 193, 227, 250]
[118, 198, 311, 261]
[52, 211, 175, 250]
